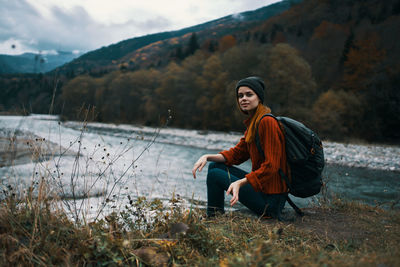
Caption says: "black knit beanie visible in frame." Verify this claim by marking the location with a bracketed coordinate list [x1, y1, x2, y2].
[235, 76, 265, 104]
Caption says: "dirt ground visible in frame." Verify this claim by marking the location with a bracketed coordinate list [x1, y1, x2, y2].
[288, 204, 400, 244]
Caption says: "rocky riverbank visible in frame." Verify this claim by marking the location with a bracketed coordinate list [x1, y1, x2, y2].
[0, 129, 75, 167]
[323, 141, 400, 172]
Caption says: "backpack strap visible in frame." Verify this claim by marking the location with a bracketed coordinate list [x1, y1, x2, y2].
[279, 170, 304, 217]
[255, 114, 304, 217]
[286, 196, 305, 217]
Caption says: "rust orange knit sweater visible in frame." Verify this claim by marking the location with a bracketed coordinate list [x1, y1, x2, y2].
[220, 116, 288, 194]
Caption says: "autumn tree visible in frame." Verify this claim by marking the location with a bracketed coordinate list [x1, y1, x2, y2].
[312, 89, 364, 139]
[103, 69, 161, 123]
[261, 43, 317, 122]
[194, 54, 232, 130]
[155, 61, 198, 127]
[306, 20, 349, 90]
[218, 35, 236, 52]
[201, 39, 218, 53]
[221, 43, 268, 81]
[61, 75, 98, 119]
[360, 65, 400, 141]
[133, 69, 162, 125]
[342, 33, 386, 92]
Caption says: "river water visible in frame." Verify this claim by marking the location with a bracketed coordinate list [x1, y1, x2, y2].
[0, 115, 399, 215]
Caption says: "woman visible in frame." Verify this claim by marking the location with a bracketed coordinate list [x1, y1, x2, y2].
[192, 76, 288, 219]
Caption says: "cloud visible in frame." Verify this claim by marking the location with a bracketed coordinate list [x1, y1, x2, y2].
[0, 0, 280, 55]
[0, 0, 175, 54]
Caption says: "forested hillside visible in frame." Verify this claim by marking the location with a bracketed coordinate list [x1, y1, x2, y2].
[1, 0, 399, 143]
[52, 0, 297, 76]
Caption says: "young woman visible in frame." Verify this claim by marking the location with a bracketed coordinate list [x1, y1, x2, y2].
[192, 76, 288, 219]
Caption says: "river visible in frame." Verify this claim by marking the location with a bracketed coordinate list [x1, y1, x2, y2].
[0, 114, 399, 217]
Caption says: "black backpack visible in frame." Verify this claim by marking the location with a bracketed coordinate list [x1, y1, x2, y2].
[255, 114, 324, 216]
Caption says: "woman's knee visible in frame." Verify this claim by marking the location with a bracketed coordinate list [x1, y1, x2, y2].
[208, 162, 226, 171]
[206, 166, 230, 188]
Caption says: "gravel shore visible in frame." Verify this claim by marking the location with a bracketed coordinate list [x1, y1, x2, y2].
[0, 129, 75, 167]
[323, 141, 400, 172]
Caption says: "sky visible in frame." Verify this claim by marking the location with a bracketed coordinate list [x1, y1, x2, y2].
[0, 0, 281, 55]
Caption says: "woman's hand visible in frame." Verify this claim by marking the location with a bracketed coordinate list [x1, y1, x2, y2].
[192, 154, 226, 179]
[226, 178, 248, 206]
[192, 155, 209, 178]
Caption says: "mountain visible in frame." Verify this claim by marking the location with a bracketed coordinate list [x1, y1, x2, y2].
[2, 0, 399, 142]
[55, 0, 301, 75]
[0, 1, 301, 75]
[0, 51, 82, 74]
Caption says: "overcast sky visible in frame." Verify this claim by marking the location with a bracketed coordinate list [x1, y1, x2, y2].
[0, 0, 281, 55]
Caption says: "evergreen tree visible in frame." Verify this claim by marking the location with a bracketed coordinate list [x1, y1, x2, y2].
[187, 33, 200, 55]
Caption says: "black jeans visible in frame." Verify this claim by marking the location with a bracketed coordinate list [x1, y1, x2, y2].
[206, 162, 286, 219]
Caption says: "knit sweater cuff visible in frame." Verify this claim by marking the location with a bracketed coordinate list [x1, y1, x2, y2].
[245, 172, 262, 192]
[219, 151, 232, 165]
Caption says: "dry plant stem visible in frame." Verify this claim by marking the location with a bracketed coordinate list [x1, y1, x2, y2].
[31, 107, 90, 221]
[94, 124, 165, 221]
[34, 107, 171, 222]
[3, 109, 172, 223]
[40, 133, 79, 212]
[29, 178, 45, 249]
[69, 124, 84, 221]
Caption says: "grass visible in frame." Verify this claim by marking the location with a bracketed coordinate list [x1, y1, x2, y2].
[1, 183, 399, 267]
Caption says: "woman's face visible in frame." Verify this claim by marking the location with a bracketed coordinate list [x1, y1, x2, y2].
[237, 86, 260, 113]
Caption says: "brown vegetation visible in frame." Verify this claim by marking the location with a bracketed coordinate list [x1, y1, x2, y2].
[1, 189, 399, 266]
